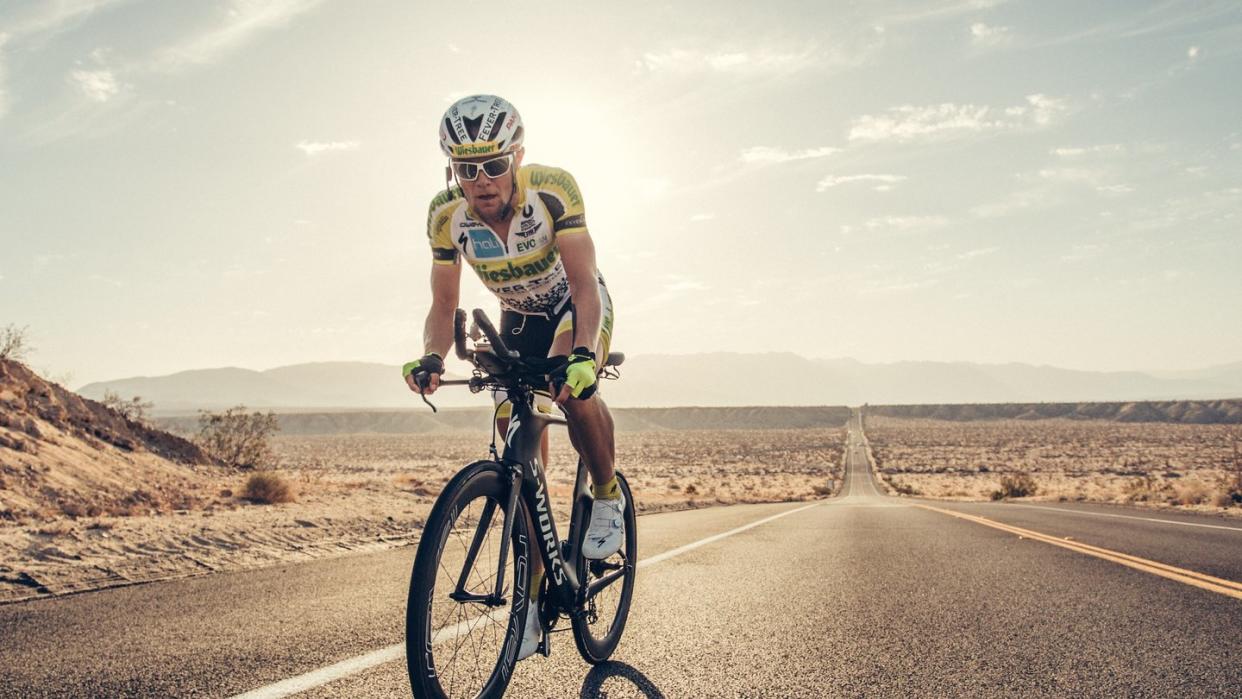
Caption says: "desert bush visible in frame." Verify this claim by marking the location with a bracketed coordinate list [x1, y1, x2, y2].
[241, 471, 296, 504]
[196, 406, 280, 469]
[101, 390, 154, 423]
[888, 479, 920, 496]
[1171, 481, 1212, 506]
[990, 473, 1038, 500]
[1, 324, 32, 361]
[1122, 475, 1167, 502]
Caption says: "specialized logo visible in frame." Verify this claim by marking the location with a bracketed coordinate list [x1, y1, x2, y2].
[532, 461, 567, 585]
[468, 229, 504, 258]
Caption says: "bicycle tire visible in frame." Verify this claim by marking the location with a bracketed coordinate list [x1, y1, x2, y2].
[406, 461, 531, 699]
[571, 471, 637, 664]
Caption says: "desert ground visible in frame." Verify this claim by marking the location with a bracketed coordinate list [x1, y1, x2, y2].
[1, 426, 845, 603]
[864, 415, 1242, 513]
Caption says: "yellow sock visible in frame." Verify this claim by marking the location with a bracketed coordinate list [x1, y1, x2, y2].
[529, 569, 544, 599]
[591, 475, 620, 500]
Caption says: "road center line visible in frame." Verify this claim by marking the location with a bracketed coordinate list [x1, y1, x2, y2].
[916, 503, 1242, 601]
[228, 501, 821, 699]
[1004, 503, 1242, 532]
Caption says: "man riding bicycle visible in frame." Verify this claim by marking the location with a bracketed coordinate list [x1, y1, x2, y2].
[402, 94, 625, 661]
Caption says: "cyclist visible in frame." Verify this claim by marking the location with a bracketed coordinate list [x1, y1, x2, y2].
[402, 94, 625, 660]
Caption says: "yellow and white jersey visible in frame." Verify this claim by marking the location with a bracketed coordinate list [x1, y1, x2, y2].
[427, 164, 590, 316]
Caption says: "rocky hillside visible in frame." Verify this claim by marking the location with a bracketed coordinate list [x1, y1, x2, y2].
[0, 360, 219, 521]
[865, 400, 1242, 424]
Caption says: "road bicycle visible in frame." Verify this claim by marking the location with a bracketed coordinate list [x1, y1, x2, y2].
[405, 308, 637, 699]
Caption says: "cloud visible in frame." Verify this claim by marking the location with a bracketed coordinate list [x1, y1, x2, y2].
[0, 33, 8, 119]
[69, 69, 119, 102]
[970, 22, 1011, 46]
[1062, 243, 1105, 263]
[816, 173, 907, 192]
[1039, 167, 1132, 194]
[739, 145, 839, 164]
[154, 0, 325, 70]
[296, 139, 359, 156]
[639, 46, 820, 76]
[848, 94, 1068, 143]
[957, 246, 999, 259]
[1051, 144, 1124, 157]
[970, 188, 1049, 218]
[864, 215, 949, 232]
[880, 0, 1009, 25]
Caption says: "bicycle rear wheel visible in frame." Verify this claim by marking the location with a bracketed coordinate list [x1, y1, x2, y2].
[572, 471, 637, 664]
[406, 461, 531, 699]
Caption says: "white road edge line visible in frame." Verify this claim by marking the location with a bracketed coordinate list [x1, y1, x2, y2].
[1007, 504, 1242, 532]
[228, 501, 822, 699]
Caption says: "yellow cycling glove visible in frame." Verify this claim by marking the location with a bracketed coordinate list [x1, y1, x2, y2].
[559, 347, 598, 400]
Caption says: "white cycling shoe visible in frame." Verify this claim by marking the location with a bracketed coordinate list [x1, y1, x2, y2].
[517, 603, 543, 661]
[581, 492, 626, 560]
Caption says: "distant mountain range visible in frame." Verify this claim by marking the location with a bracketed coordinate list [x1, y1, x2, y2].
[76, 355, 1242, 412]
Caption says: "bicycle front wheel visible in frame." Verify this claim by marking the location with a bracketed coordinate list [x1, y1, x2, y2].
[406, 461, 531, 699]
[572, 471, 638, 664]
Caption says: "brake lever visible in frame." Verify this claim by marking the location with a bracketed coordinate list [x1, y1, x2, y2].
[417, 377, 439, 413]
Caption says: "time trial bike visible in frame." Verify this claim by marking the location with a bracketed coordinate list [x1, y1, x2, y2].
[405, 308, 637, 699]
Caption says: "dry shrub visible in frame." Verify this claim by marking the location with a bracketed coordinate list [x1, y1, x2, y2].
[888, 478, 920, 496]
[1171, 481, 1212, 506]
[991, 473, 1038, 500]
[1123, 475, 1167, 502]
[241, 471, 296, 504]
[196, 406, 280, 469]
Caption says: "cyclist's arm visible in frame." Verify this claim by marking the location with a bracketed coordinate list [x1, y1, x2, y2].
[411, 262, 460, 394]
[557, 233, 601, 350]
[424, 262, 460, 358]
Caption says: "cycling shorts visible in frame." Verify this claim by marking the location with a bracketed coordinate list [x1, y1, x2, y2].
[493, 277, 613, 419]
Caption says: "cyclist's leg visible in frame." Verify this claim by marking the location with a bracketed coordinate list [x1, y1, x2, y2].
[548, 280, 616, 488]
[495, 309, 559, 609]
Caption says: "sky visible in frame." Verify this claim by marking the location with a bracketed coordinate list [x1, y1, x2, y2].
[1, 0, 1240, 387]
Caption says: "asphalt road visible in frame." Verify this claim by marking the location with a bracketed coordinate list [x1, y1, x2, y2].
[2, 413, 1240, 697]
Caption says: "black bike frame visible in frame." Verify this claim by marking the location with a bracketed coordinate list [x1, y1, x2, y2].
[489, 386, 594, 612]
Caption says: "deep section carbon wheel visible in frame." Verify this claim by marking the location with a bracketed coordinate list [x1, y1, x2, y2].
[406, 462, 531, 699]
[572, 471, 637, 664]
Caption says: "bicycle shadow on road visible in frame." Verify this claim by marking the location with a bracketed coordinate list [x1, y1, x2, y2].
[579, 661, 666, 699]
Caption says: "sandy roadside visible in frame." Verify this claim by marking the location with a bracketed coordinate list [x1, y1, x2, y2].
[1, 428, 846, 604]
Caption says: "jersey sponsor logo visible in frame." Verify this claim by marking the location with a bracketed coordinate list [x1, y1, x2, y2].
[522, 204, 534, 218]
[471, 247, 559, 283]
[528, 169, 582, 207]
[516, 220, 543, 239]
[555, 214, 585, 231]
[515, 237, 541, 253]
[467, 229, 504, 258]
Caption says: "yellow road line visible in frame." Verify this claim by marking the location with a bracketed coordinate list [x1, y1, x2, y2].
[915, 503, 1242, 601]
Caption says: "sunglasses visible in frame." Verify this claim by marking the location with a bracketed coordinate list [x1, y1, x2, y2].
[452, 154, 514, 181]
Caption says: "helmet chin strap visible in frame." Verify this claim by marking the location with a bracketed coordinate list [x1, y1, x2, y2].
[497, 177, 518, 221]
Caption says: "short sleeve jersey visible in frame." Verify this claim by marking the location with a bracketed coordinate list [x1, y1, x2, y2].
[427, 164, 589, 316]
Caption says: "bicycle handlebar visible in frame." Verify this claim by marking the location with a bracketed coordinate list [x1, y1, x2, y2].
[472, 308, 518, 359]
[453, 308, 470, 360]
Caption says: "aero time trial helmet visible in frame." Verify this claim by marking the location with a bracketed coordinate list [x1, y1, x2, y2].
[439, 95, 524, 159]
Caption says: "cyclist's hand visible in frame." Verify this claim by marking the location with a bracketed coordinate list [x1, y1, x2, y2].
[403, 353, 445, 395]
[553, 347, 598, 404]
